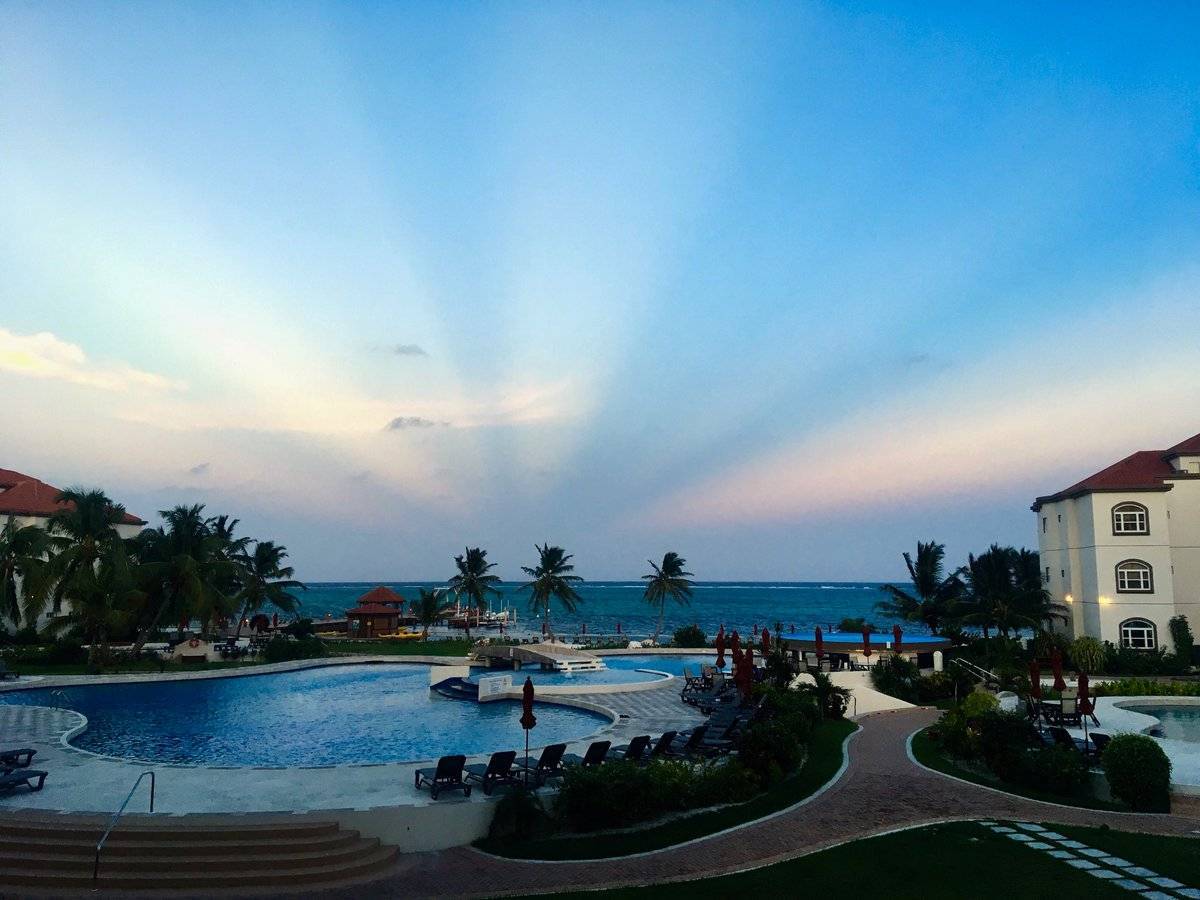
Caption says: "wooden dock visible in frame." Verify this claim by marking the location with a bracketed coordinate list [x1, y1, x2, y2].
[472, 642, 606, 673]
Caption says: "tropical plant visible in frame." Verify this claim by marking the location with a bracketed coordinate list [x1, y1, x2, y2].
[232, 540, 304, 640]
[955, 545, 1067, 639]
[1070, 636, 1106, 674]
[642, 552, 694, 643]
[1168, 615, 1194, 663]
[796, 671, 851, 720]
[671, 624, 706, 648]
[415, 587, 453, 637]
[0, 518, 52, 628]
[128, 504, 237, 654]
[41, 531, 138, 667]
[40, 488, 129, 618]
[447, 547, 501, 641]
[1103, 734, 1172, 812]
[519, 543, 582, 641]
[837, 617, 876, 633]
[876, 541, 964, 634]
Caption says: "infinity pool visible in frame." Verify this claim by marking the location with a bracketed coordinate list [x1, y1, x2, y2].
[472, 653, 719, 687]
[1136, 705, 1200, 743]
[1, 664, 609, 767]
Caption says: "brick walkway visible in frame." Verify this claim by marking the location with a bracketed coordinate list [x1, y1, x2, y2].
[321, 707, 1200, 899]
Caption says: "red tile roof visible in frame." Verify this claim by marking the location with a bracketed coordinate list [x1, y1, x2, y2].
[0, 468, 145, 526]
[1033, 432, 1200, 510]
[355, 585, 407, 607]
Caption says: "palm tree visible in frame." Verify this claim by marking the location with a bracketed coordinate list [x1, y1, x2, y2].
[42, 534, 138, 667]
[643, 552, 694, 644]
[957, 544, 1066, 640]
[519, 543, 582, 641]
[447, 547, 501, 641]
[0, 517, 52, 629]
[232, 540, 305, 640]
[128, 504, 237, 654]
[1012, 547, 1069, 632]
[876, 541, 963, 634]
[41, 488, 130, 622]
[414, 587, 452, 638]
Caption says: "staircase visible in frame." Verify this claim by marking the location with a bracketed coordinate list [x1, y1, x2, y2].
[0, 816, 398, 893]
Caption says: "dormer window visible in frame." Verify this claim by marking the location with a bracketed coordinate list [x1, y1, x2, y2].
[1112, 502, 1149, 536]
[1115, 559, 1154, 593]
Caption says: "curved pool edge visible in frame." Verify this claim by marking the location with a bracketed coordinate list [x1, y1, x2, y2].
[1094, 696, 1200, 794]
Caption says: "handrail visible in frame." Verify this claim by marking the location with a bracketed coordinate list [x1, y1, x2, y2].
[94, 771, 155, 881]
[947, 656, 1000, 686]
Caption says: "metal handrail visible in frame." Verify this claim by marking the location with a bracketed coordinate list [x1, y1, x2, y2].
[94, 770, 155, 880]
[948, 656, 1000, 686]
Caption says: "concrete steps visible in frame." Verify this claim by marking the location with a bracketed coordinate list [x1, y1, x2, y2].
[0, 817, 398, 892]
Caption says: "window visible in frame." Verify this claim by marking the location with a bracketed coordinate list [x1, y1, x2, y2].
[1112, 502, 1149, 535]
[1042, 517, 1047, 534]
[1043, 566, 1050, 584]
[1119, 618, 1157, 650]
[1115, 559, 1154, 593]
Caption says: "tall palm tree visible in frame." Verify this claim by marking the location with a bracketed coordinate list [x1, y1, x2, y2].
[876, 541, 963, 634]
[128, 504, 236, 654]
[447, 547, 501, 641]
[957, 544, 1062, 640]
[42, 488, 130, 621]
[1011, 547, 1069, 631]
[42, 534, 138, 667]
[0, 517, 52, 629]
[519, 544, 582, 641]
[414, 587, 452, 638]
[232, 540, 305, 640]
[643, 552, 694, 644]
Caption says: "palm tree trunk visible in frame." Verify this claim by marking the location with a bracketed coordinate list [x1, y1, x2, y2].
[129, 589, 177, 656]
[655, 605, 664, 644]
[545, 598, 553, 643]
[232, 599, 250, 641]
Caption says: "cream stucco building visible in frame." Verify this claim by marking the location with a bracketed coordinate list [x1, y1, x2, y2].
[1032, 433, 1200, 652]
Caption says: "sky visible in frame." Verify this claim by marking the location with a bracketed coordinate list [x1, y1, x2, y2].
[2, 2, 1199, 582]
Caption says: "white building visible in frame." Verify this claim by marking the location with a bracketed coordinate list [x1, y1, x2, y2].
[1032, 433, 1200, 652]
[0, 468, 145, 624]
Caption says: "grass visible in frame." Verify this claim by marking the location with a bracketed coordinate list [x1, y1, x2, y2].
[1053, 823, 1200, 885]
[909, 727, 1127, 812]
[541, 821, 1140, 899]
[476, 718, 857, 860]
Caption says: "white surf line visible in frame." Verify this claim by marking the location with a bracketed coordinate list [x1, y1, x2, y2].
[987, 820, 1198, 897]
[472, 720, 864, 866]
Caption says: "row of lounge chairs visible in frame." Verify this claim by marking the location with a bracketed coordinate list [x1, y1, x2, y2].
[1043, 725, 1110, 762]
[0, 746, 47, 795]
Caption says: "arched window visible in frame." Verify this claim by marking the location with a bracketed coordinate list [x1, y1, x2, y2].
[1112, 502, 1149, 535]
[1115, 559, 1154, 593]
[1119, 618, 1157, 650]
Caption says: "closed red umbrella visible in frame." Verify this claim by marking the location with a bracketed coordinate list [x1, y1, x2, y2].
[1078, 671, 1092, 715]
[731, 630, 741, 656]
[1028, 659, 1042, 700]
[272, 613, 279, 630]
[761, 627, 771, 655]
[179, 614, 189, 632]
[715, 628, 726, 669]
[814, 625, 824, 660]
[731, 644, 743, 669]
[741, 647, 754, 699]
[892, 624, 903, 654]
[862, 626, 872, 658]
[519, 676, 536, 787]
[1051, 646, 1066, 692]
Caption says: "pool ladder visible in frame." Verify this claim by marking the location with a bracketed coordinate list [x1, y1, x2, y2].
[93, 770, 155, 880]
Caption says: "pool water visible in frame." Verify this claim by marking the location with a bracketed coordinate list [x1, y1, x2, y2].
[473, 653, 720, 687]
[1, 664, 609, 767]
[1135, 705, 1200, 743]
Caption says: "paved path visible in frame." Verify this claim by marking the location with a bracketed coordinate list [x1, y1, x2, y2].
[320, 707, 1200, 899]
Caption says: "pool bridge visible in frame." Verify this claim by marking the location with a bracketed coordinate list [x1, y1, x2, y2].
[471, 642, 607, 673]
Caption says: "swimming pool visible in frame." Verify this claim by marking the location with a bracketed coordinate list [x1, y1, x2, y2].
[1134, 705, 1200, 743]
[0, 664, 610, 767]
[472, 653, 719, 687]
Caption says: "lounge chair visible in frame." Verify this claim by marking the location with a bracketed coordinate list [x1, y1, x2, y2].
[0, 748, 36, 769]
[1086, 732, 1111, 761]
[562, 740, 610, 769]
[464, 750, 518, 795]
[611, 734, 651, 763]
[0, 660, 18, 681]
[414, 754, 471, 799]
[668, 725, 733, 758]
[644, 731, 677, 762]
[0, 769, 47, 793]
[514, 742, 567, 786]
[1048, 726, 1087, 753]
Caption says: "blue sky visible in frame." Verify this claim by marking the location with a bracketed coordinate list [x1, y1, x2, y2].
[2, 2, 1199, 581]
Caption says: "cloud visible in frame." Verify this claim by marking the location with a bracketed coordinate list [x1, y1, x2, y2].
[189, 462, 210, 476]
[0, 327, 181, 392]
[385, 416, 446, 431]
[371, 343, 428, 357]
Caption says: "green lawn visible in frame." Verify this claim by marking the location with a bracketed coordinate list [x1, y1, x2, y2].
[1054, 823, 1200, 885]
[541, 821, 1184, 899]
[477, 718, 857, 860]
[909, 727, 1126, 811]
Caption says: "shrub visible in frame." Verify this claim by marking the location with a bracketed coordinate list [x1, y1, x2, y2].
[737, 720, 807, 786]
[284, 618, 316, 640]
[1103, 734, 1172, 812]
[672, 624, 707, 648]
[488, 787, 552, 841]
[1093, 677, 1200, 698]
[935, 708, 977, 759]
[757, 685, 819, 740]
[961, 691, 999, 720]
[262, 635, 327, 663]
[795, 672, 850, 720]
[837, 617, 876, 633]
[1070, 636, 1106, 674]
[1168, 615, 1194, 665]
[1020, 745, 1089, 795]
[976, 709, 1036, 781]
[870, 654, 920, 702]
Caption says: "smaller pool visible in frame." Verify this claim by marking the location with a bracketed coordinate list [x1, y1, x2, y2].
[1134, 705, 1200, 743]
[470, 654, 721, 687]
